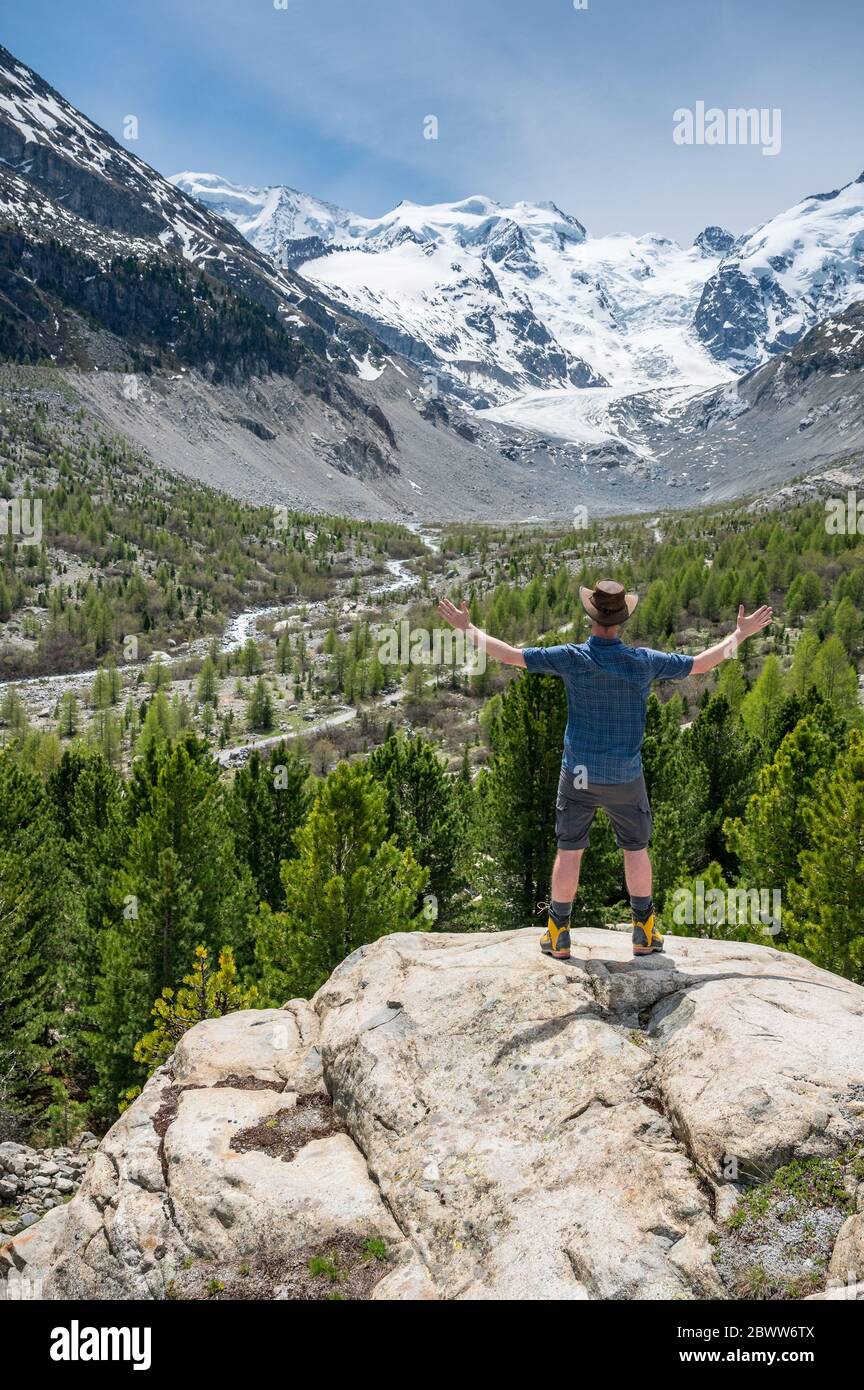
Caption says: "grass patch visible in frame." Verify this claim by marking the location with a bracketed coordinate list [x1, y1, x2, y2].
[170, 1232, 394, 1301]
[715, 1149, 861, 1299]
[308, 1254, 348, 1284]
[362, 1237, 389, 1262]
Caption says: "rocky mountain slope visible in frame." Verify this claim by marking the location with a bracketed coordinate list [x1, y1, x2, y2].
[2, 41, 862, 518]
[0, 46, 394, 368]
[4, 928, 863, 1301]
[695, 171, 864, 369]
[0, 45, 510, 517]
[637, 300, 864, 496]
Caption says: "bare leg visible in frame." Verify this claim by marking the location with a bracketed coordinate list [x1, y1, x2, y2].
[551, 848, 584, 903]
[623, 848, 652, 900]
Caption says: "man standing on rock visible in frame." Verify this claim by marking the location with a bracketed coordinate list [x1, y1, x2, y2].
[438, 580, 772, 960]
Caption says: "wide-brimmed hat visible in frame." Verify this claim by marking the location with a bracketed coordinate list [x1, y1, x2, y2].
[579, 579, 638, 626]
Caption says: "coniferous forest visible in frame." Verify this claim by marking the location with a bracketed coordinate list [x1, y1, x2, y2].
[0, 377, 863, 1148]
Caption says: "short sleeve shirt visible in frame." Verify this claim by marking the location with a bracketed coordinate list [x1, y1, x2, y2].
[522, 635, 693, 783]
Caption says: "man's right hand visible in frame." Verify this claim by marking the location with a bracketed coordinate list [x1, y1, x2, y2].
[438, 598, 471, 632]
[735, 603, 773, 641]
[692, 603, 773, 674]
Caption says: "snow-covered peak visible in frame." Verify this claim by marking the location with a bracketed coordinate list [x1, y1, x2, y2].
[693, 226, 735, 257]
[171, 175, 589, 259]
[737, 171, 864, 286]
[695, 170, 864, 367]
[360, 194, 587, 252]
[298, 203, 727, 401]
[169, 171, 370, 259]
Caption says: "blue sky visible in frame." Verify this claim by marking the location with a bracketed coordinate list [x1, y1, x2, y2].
[4, 0, 863, 241]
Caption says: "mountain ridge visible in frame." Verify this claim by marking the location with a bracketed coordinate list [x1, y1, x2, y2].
[1, 42, 863, 519]
[172, 169, 732, 407]
[174, 163, 864, 437]
[0, 43, 526, 516]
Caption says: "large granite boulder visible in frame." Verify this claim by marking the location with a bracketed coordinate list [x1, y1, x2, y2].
[3, 929, 863, 1301]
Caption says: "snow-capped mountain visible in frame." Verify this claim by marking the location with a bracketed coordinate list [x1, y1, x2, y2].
[695, 171, 864, 368]
[0, 43, 518, 517]
[178, 165, 864, 430]
[0, 45, 390, 380]
[172, 173, 733, 408]
[2, 38, 863, 520]
[170, 172, 368, 260]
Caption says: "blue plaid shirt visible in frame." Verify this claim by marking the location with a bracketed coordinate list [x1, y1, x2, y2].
[522, 635, 694, 784]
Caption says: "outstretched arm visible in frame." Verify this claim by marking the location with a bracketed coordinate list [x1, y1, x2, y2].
[437, 598, 526, 667]
[691, 604, 773, 675]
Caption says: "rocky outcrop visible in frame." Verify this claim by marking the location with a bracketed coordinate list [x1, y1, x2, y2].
[3, 929, 863, 1301]
[693, 226, 735, 258]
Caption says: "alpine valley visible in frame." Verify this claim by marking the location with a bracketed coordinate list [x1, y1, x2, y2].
[1, 42, 863, 518]
[3, 33, 864, 1315]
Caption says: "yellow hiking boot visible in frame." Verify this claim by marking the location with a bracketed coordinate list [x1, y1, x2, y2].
[632, 913, 664, 957]
[540, 916, 571, 960]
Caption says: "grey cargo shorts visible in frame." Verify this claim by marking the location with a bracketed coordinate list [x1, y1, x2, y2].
[555, 769, 652, 851]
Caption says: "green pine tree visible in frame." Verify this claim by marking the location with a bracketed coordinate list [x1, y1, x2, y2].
[724, 709, 840, 904]
[132, 944, 256, 1080]
[91, 738, 254, 1115]
[741, 653, 784, 746]
[0, 758, 81, 1128]
[484, 666, 566, 924]
[787, 731, 864, 981]
[252, 761, 427, 1003]
[196, 654, 219, 705]
[368, 731, 461, 922]
[229, 744, 311, 909]
[246, 676, 274, 732]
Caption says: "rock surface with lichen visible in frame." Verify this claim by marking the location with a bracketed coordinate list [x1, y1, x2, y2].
[2, 928, 864, 1301]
